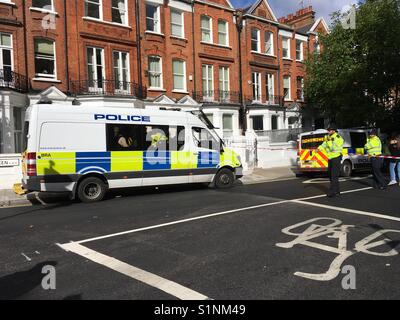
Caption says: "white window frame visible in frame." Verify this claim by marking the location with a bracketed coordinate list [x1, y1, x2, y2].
[265, 31, 274, 56]
[34, 39, 57, 79]
[111, 0, 128, 25]
[172, 59, 186, 92]
[251, 28, 260, 53]
[266, 73, 274, 104]
[252, 72, 261, 102]
[283, 76, 291, 101]
[296, 40, 304, 61]
[0, 33, 13, 72]
[87, 46, 105, 92]
[113, 51, 130, 93]
[202, 64, 214, 101]
[170, 8, 184, 38]
[146, 2, 161, 34]
[282, 37, 291, 59]
[201, 15, 213, 43]
[84, 0, 103, 20]
[31, 0, 54, 12]
[217, 19, 229, 46]
[219, 66, 229, 101]
[148, 55, 163, 89]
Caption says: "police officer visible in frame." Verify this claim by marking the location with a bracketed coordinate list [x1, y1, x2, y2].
[318, 124, 344, 198]
[365, 129, 386, 190]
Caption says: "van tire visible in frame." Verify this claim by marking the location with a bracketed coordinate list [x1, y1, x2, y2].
[215, 168, 235, 189]
[341, 160, 352, 177]
[77, 177, 107, 203]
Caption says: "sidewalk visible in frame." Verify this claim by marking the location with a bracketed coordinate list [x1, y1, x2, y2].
[0, 166, 298, 207]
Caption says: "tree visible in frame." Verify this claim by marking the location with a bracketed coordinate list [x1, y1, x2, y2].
[304, 0, 400, 132]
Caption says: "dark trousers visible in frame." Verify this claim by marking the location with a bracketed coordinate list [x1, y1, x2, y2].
[371, 157, 386, 188]
[328, 156, 342, 195]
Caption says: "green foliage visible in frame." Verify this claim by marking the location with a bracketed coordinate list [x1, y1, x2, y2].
[305, 0, 400, 132]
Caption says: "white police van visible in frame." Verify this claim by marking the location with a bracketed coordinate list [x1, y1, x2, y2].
[21, 102, 243, 202]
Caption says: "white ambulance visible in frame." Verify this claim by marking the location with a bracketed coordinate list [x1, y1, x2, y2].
[21, 101, 243, 202]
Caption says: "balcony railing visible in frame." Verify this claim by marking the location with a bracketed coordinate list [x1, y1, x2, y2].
[192, 90, 241, 105]
[244, 95, 283, 105]
[0, 69, 29, 93]
[70, 79, 147, 99]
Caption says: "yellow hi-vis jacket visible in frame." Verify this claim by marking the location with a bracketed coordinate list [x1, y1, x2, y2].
[318, 132, 344, 160]
[365, 135, 382, 156]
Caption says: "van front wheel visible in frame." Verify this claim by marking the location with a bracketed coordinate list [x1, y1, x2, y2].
[215, 168, 235, 189]
[77, 177, 107, 203]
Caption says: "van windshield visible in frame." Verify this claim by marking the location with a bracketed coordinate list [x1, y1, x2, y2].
[301, 133, 325, 150]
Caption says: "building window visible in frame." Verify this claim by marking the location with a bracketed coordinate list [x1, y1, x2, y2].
[32, 0, 53, 10]
[266, 73, 274, 104]
[171, 9, 184, 38]
[251, 116, 264, 131]
[146, 3, 161, 33]
[202, 64, 213, 100]
[282, 37, 290, 59]
[111, 0, 127, 25]
[172, 59, 186, 91]
[34, 39, 56, 79]
[0, 33, 13, 82]
[201, 15, 212, 43]
[85, 0, 102, 19]
[297, 76, 304, 101]
[87, 47, 104, 90]
[218, 20, 228, 46]
[113, 51, 130, 92]
[296, 40, 303, 61]
[271, 115, 279, 130]
[223, 114, 233, 138]
[314, 37, 321, 54]
[13, 107, 24, 153]
[148, 56, 162, 89]
[219, 66, 229, 101]
[283, 76, 291, 101]
[251, 28, 260, 52]
[252, 72, 261, 102]
[265, 31, 273, 55]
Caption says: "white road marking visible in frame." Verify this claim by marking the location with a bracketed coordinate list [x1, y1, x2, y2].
[303, 176, 371, 184]
[57, 242, 210, 301]
[296, 187, 373, 201]
[21, 253, 32, 262]
[291, 199, 400, 222]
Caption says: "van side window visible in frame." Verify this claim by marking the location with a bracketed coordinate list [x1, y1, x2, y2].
[143, 125, 170, 151]
[350, 132, 367, 148]
[169, 126, 186, 151]
[192, 127, 220, 151]
[106, 124, 143, 151]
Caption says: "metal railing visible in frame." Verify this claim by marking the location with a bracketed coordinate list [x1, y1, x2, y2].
[0, 69, 29, 93]
[192, 90, 241, 104]
[244, 95, 283, 105]
[70, 79, 147, 99]
[255, 127, 314, 143]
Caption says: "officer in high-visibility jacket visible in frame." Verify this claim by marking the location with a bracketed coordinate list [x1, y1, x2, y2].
[365, 129, 386, 190]
[318, 124, 344, 197]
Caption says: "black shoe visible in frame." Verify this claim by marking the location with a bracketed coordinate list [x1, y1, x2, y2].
[327, 193, 336, 198]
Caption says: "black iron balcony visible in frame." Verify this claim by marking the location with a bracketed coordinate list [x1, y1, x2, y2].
[0, 69, 29, 93]
[70, 79, 147, 99]
[244, 95, 283, 105]
[192, 90, 241, 105]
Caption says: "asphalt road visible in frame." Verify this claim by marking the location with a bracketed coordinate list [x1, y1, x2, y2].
[1, 174, 400, 300]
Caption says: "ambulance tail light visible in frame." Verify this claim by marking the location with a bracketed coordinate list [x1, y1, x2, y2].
[27, 152, 37, 176]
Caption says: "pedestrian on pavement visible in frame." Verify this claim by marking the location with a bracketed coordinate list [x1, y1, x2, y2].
[365, 129, 386, 190]
[388, 134, 400, 186]
[318, 124, 344, 198]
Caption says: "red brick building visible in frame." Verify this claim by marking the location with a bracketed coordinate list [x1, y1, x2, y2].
[0, 0, 328, 155]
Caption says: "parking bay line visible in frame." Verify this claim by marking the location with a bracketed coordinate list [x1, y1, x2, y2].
[57, 242, 210, 300]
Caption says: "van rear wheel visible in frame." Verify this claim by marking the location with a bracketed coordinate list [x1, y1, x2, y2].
[77, 177, 107, 203]
[215, 168, 235, 189]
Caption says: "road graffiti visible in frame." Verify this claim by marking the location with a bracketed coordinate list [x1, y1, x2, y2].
[276, 218, 400, 281]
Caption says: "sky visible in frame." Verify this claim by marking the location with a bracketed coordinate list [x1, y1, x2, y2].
[230, 0, 359, 24]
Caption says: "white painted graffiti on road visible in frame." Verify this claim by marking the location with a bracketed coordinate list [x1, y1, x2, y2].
[276, 218, 400, 281]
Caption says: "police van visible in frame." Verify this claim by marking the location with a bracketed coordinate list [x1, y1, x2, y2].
[297, 128, 372, 177]
[21, 102, 243, 202]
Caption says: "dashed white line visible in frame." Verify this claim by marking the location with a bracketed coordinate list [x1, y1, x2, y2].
[57, 242, 210, 301]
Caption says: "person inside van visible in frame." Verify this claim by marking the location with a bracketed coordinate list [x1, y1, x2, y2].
[113, 126, 131, 149]
[388, 134, 400, 186]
